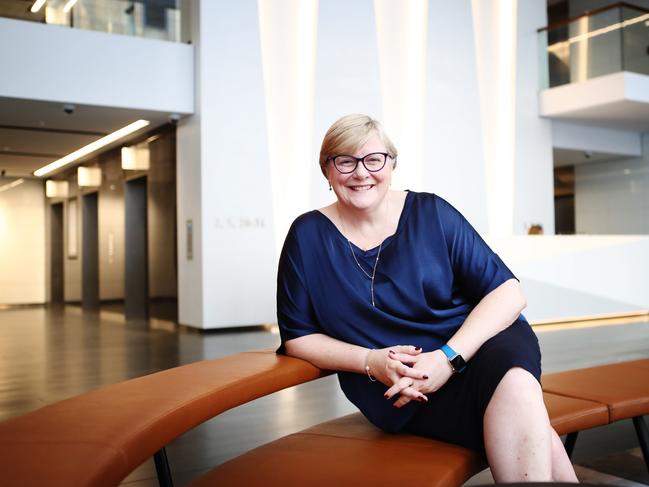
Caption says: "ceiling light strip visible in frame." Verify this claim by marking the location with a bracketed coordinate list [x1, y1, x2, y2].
[63, 0, 78, 13]
[30, 0, 47, 13]
[0, 179, 25, 194]
[33, 120, 150, 177]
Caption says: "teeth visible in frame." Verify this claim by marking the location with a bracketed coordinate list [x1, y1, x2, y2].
[350, 185, 373, 191]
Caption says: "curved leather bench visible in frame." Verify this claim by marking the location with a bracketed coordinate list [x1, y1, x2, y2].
[0, 351, 328, 487]
[0, 351, 646, 486]
[542, 359, 649, 469]
[187, 395, 608, 487]
[188, 412, 482, 487]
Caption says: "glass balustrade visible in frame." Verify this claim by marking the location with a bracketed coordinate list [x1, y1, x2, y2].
[2, 0, 182, 42]
[539, 3, 649, 89]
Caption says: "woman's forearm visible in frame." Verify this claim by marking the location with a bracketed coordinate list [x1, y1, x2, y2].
[447, 278, 526, 361]
[284, 333, 369, 373]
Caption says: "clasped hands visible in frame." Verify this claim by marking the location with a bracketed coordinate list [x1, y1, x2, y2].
[367, 345, 453, 408]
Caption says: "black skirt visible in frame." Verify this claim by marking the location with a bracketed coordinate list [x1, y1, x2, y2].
[403, 319, 542, 454]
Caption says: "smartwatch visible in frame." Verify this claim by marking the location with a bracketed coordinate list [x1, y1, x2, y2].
[440, 344, 467, 373]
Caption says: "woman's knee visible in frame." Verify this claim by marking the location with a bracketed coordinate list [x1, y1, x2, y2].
[487, 367, 546, 420]
[497, 367, 542, 398]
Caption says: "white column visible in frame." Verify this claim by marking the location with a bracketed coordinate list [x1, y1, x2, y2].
[177, 0, 276, 328]
[512, 0, 555, 235]
[472, 0, 518, 236]
[258, 0, 319, 252]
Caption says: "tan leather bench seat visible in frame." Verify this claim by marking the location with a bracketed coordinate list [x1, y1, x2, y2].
[188, 393, 609, 487]
[543, 359, 649, 422]
[188, 412, 483, 487]
[544, 392, 609, 435]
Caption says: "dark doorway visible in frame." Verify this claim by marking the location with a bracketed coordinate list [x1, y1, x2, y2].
[82, 192, 100, 309]
[125, 177, 149, 320]
[50, 203, 64, 304]
[554, 166, 575, 235]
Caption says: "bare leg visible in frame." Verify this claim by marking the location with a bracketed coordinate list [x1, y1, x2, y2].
[484, 368, 552, 482]
[550, 428, 579, 482]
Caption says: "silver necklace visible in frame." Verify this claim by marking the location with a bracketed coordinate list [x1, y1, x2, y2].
[337, 202, 387, 307]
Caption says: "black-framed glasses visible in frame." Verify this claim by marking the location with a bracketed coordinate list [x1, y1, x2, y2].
[328, 152, 390, 174]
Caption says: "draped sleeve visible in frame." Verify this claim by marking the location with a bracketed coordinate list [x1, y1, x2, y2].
[276, 219, 321, 350]
[435, 196, 517, 303]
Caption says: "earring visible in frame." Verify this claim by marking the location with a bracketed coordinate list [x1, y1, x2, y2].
[328, 182, 332, 191]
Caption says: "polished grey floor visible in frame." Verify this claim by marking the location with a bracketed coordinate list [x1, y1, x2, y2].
[0, 305, 647, 486]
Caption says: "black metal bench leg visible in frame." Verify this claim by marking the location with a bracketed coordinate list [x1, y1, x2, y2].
[153, 447, 174, 487]
[633, 416, 649, 474]
[564, 432, 578, 458]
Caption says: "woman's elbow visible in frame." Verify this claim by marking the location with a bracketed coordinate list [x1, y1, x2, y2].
[513, 279, 527, 313]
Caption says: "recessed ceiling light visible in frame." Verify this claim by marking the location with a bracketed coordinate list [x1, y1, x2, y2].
[33, 120, 150, 177]
[30, 0, 46, 13]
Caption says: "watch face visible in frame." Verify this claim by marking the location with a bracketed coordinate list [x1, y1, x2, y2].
[450, 355, 466, 373]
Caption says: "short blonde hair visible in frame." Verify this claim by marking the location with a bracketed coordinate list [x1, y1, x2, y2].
[319, 114, 398, 178]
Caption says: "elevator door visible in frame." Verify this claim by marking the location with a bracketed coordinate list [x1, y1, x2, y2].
[124, 177, 148, 320]
[50, 203, 64, 304]
[82, 192, 99, 309]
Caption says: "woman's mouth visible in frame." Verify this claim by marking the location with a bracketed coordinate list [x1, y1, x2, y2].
[349, 184, 374, 191]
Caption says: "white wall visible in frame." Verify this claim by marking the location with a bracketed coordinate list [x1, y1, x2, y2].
[310, 0, 382, 211]
[0, 17, 193, 114]
[424, 0, 487, 231]
[0, 180, 46, 304]
[575, 134, 649, 234]
[492, 235, 649, 317]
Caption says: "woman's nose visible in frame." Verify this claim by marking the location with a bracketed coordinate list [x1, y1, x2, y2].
[352, 162, 370, 178]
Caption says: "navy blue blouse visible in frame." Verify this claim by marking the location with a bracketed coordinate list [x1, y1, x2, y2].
[276, 191, 519, 432]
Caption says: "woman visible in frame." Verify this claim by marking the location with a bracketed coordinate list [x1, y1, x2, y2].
[276, 114, 578, 482]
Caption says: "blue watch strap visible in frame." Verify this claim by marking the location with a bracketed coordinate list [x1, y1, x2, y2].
[440, 344, 457, 360]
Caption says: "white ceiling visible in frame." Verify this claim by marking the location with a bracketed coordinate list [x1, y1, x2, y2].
[0, 96, 173, 178]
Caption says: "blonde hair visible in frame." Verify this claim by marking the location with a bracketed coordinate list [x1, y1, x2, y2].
[319, 114, 398, 178]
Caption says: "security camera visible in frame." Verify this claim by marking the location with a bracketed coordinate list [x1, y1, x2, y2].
[63, 104, 76, 115]
[168, 113, 181, 126]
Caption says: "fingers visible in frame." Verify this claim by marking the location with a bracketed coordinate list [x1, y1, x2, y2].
[390, 345, 422, 356]
[384, 378, 428, 402]
[387, 349, 428, 380]
[393, 361, 429, 381]
[393, 387, 428, 409]
[394, 394, 414, 408]
[387, 351, 418, 365]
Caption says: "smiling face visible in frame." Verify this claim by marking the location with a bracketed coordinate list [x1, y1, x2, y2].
[327, 134, 394, 213]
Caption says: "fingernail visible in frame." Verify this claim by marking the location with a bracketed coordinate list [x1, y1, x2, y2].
[423, 375, 429, 380]
[415, 347, 422, 351]
[384, 393, 389, 399]
[420, 395, 428, 402]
